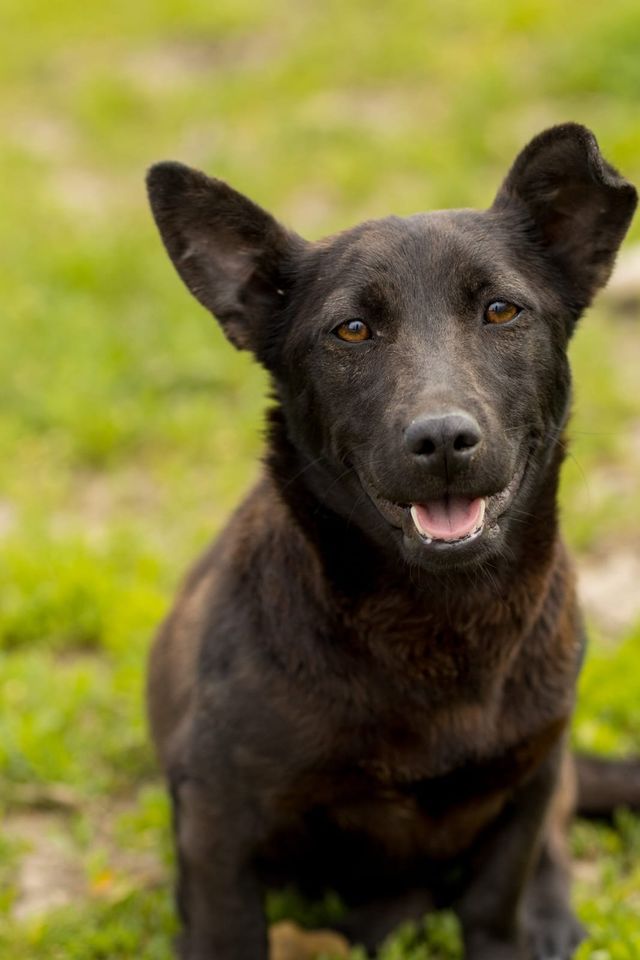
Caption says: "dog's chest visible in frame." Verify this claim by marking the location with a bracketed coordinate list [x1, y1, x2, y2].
[326, 613, 520, 776]
[321, 698, 563, 861]
[305, 617, 566, 859]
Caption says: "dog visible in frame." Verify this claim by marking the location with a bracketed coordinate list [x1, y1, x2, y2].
[146, 123, 640, 960]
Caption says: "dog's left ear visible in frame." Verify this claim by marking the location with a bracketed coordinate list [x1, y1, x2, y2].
[146, 162, 305, 352]
[493, 123, 637, 309]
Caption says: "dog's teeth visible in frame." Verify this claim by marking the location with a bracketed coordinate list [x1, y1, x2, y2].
[410, 505, 430, 540]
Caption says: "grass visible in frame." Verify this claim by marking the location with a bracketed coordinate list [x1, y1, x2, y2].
[1, 0, 640, 956]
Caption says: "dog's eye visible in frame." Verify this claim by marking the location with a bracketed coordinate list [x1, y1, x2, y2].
[484, 301, 521, 325]
[334, 319, 372, 342]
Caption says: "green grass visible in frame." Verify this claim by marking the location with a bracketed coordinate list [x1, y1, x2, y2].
[1, 0, 640, 956]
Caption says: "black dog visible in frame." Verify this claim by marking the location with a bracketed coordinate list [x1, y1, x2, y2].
[146, 124, 639, 960]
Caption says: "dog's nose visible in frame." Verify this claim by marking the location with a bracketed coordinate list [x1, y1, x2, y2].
[404, 413, 482, 475]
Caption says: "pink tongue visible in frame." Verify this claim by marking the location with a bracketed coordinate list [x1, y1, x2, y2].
[411, 496, 484, 541]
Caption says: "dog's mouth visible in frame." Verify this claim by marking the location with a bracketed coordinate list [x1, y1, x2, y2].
[365, 454, 528, 551]
[409, 496, 486, 544]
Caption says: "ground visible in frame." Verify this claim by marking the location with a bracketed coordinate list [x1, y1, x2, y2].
[1, 1, 640, 957]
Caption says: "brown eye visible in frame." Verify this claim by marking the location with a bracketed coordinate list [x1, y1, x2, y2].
[334, 319, 372, 342]
[484, 301, 520, 325]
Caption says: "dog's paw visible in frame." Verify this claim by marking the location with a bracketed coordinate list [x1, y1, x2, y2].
[527, 912, 585, 960]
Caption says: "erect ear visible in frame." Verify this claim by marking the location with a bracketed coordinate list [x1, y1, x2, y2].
[146, 162, 305, 350]
[493, 123, 637, 309]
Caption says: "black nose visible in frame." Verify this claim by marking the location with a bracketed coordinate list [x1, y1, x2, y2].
[404, 412, 482, 476]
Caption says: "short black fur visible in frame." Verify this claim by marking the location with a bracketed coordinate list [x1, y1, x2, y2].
[145, 124, 638, 960]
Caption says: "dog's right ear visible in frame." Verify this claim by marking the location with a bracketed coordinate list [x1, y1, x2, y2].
[146, 162, 305, 351]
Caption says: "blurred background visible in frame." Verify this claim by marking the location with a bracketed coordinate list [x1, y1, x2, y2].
[1, 1, 640, 956]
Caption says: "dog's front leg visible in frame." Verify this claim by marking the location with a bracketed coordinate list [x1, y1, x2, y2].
[456, 743, 565, 960]
[172, 776, 268, 960]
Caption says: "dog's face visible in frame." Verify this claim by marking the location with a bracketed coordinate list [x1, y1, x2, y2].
[147, 124, 636, 573]
[270, 211, 572, 573]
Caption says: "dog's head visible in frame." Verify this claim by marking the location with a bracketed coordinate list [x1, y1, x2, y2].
[147, 124, 636, 573]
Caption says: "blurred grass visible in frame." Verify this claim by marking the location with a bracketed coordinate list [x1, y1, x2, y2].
[1, 0, 640, 956]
